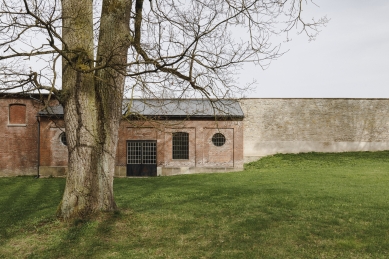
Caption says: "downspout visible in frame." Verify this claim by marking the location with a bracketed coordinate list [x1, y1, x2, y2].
[29, 95, 43, 179]
[36, 116, 40, 178]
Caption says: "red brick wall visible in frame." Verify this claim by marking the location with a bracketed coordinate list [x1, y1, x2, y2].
[0, 97, 41, 176]
[117, 120, 244, 171]
[1, 96, 243, 176]
[38, 119, 244, 174]
[9, 104, 27, 124]
[39, 119, 67, 167]
[203, 128, 234, 167]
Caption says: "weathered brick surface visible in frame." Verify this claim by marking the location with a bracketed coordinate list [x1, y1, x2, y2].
[0, 97, 41, 176]
[8, 96, 389, 176]
[39, 119, 67, 167]
[9, 104, 27, 124]
[241, 98, 389, 161]
[203, 128, 234, 167]
[34, 117, 244, 176]
[117, 120, 244, 175]
[2, 96, 244, 176]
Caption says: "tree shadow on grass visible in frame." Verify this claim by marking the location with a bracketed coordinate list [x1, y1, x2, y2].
[0, 177, 130, 258]
[34, 211, 123, 258]
[0, 176, 302, 258]
[0, 177, 64, 246]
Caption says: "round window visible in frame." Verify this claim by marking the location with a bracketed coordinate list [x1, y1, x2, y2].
[212, 133, 226, 147]
[60, 132, 67, 146]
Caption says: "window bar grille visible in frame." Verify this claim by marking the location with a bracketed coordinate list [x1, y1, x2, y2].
[142, 142, 156, 164]
[172, 132, 189, 159]
[127, 141, 156, 164]
[212, 133, 226, 147]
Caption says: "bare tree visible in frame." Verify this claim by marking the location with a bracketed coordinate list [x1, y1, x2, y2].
[0, 0, 327, 220]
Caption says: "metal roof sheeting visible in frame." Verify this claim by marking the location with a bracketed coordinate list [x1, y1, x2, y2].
[38, 105, 64, 116]
[39, 99, 244, 119]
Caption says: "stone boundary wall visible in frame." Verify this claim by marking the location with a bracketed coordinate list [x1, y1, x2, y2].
[240, 98, 389, 162]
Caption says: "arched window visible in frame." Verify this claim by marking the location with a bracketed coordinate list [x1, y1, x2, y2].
[9, 104, 26, 125]
[172, 132, 189, 159]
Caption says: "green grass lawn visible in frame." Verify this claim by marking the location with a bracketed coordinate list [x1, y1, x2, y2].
[1, 151, 389, 258]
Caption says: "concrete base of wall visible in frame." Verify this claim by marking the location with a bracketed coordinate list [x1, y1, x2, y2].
[244, 141, 389, 163]
[0, 169, 37, 177]
[162, 166, 243, 176]
[37, 165, 243, 177]
[114, 166, 126, 177]
[114, 166, 242, 176]
[244, 156, 263, 163]
[39, 166, 67, 177]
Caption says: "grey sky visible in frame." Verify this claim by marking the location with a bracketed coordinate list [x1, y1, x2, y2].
[7, 1, 387, 98]
[242, 0, 389, 98]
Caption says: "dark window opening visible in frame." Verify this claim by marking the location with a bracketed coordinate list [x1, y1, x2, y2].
[172, 132, 189, 159]
[60, 132, 67, 146]
[212, 133, 226, 147]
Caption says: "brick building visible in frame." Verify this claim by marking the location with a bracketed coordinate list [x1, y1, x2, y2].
[3, 95, 389, 177]
[0, 94, 43, 176]
[0, 94, 244, 177]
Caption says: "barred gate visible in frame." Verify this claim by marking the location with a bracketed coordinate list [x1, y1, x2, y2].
[126, 140, 157, 176]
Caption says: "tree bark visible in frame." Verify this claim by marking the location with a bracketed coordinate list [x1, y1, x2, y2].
[57, 0, 132, 220]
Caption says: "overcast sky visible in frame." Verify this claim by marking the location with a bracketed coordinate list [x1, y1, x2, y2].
[13, 1, 388, 98]
[241, 0, 389, 98]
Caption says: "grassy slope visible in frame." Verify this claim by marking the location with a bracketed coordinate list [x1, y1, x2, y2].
[1, 151, 389, 258]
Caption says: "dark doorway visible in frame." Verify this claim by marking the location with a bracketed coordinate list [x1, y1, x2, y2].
[126, 140, 157, 176]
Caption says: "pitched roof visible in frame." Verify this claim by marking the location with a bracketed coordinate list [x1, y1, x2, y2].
[39, 99, 244, 119]
[39, 105, 64, 116]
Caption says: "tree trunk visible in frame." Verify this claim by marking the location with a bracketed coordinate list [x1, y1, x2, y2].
[57, 0, 132, 220]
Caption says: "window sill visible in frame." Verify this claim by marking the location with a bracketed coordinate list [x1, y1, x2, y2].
[7, 124, 27, 127]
